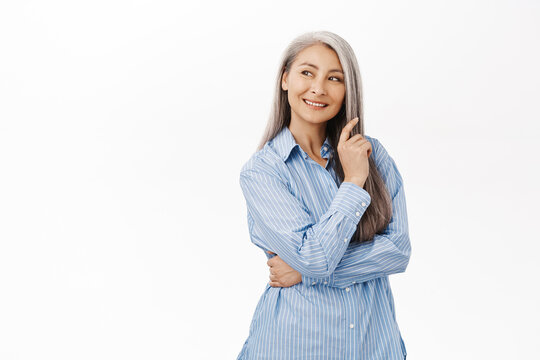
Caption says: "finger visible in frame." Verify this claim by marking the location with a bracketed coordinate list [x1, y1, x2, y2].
[347, 139, 371, 155]
[338, 117, 359, 144]
[339, 117, 359, 143]
[269, 281, 281, 287]
[267, 257, 276, 267]
[366, 143, 372, 157]
[269, 274, 278, 281]
[347, 134, 365, 144]
[358, 140, 372, 154]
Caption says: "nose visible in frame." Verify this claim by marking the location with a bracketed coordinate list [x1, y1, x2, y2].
[310, 76, 327, 96]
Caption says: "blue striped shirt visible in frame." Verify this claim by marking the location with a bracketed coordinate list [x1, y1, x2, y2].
[237, 125, 411, 359]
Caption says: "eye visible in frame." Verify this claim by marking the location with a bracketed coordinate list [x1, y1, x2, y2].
[301, 70, 312, 76]
[329, 76, 342, 82]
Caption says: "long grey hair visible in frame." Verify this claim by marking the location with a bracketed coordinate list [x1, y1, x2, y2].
[256, 30, 392, 244]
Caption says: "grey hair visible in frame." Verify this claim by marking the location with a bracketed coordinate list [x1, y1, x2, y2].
[257, 30, 365, 150]
[255, 30, 392, 244]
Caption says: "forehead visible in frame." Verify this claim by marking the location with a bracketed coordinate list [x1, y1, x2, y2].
[293, 44, 342, 70]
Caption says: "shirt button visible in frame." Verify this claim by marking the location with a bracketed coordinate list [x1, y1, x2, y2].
[323, 281, 328, 284]
[345, 287, 350, 292]
[350, 324, 354, 329]
[312, 281, 316, 285]
[343, 237, 348, 243]
[323, 146, 327, 151]
[352, 281, 356, 284]
[361, 202, 366, 207]
[355, 211, 360, 217]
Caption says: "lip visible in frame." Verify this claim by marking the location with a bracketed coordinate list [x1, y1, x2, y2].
[303, 98, 328, 109]
[303, 98, 328, 105]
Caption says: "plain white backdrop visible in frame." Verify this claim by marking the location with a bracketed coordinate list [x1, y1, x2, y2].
[0, 0, 539, 359]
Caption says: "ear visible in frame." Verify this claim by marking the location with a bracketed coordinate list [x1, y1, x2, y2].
[281, 71, 288, 91]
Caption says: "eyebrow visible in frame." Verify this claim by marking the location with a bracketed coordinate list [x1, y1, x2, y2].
[298, 62, 344, 74]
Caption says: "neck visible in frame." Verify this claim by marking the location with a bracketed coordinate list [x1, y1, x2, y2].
[288, 119, 327, 157]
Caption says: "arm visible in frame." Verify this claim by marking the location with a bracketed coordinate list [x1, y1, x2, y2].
[239, 161, 372, 279]
[302, 141, 412, 288]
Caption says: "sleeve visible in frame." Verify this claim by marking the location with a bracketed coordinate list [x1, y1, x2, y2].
[301, 142, 412, 288]
[239, 163, 373, 279]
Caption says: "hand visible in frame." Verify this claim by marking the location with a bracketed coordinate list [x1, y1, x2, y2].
[338, 117, 372, 188]
[266, 251, 302, 288]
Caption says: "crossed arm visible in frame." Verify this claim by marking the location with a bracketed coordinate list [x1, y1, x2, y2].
[266, 152, 410, 289]
[239, 140, 411, 290]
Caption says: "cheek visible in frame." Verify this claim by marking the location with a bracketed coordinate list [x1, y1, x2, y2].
[289, 76, 310, 93]
[334, 89, 346, 105]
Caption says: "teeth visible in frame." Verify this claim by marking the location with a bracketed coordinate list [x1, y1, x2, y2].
[305, 99, 326, 107]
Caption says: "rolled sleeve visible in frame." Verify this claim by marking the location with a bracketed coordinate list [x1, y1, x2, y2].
[328, 181, 372, 223]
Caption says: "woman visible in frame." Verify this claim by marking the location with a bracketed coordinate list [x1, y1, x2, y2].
[237, 31, 411, 360]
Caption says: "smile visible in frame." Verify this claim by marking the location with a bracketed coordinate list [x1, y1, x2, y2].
[303, 99, 328, 108]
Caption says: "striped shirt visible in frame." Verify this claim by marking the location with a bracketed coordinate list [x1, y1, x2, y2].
[237, 125, 411, 360]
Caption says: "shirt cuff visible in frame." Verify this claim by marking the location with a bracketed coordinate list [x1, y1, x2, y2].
[302, 273, 333, 287]
[328, 181, 372, 223]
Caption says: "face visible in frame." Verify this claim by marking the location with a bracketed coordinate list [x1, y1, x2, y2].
[281, 43, 346, 126]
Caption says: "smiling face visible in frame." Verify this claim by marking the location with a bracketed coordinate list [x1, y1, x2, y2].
[281, 43, 346, 126]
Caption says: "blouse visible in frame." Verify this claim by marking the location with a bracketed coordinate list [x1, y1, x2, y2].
[236, 125, 411, 359]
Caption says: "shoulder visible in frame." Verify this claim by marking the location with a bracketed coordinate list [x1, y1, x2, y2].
[364, 134, 403, 186]
[239, 144, 284, 180]
[363, 134, 390, 168]
[365, 135, 404, 187]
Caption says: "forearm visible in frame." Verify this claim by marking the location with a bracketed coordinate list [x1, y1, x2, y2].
[302, 231, 411, 288]
[240, 166, 373, 279]
[302, 150, 411, 288]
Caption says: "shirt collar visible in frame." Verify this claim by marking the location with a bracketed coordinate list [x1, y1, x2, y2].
[271, 126, 333, 162]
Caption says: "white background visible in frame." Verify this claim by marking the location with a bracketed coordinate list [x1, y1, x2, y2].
[1, 1, 539, 359]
